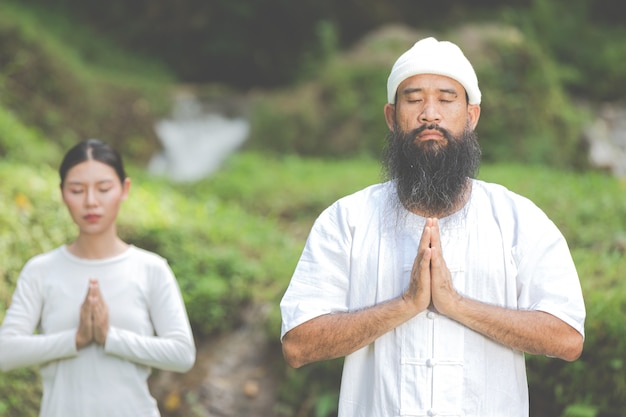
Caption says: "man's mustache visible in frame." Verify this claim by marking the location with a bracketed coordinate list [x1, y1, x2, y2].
[410, 124, 452, 141]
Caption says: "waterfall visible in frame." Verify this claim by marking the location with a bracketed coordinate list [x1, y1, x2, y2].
[148, 91, 249, 182]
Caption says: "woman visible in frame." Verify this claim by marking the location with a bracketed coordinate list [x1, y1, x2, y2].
[0, 139, 196, 417]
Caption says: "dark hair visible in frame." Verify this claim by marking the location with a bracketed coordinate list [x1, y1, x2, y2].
[59, 139, 126, 186]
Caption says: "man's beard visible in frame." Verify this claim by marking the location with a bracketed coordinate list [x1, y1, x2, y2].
[382, 122, 481, 217]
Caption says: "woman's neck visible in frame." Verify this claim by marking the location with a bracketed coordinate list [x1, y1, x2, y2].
[67, 233, 129, 260]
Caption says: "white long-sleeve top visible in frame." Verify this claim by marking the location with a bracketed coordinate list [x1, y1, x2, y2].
[280, 180, 586, 417]
[0, 245, 196, 417]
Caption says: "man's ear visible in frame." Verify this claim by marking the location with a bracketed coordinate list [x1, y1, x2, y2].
[467, 104, 481, 130]
[384, 103, 396, 131]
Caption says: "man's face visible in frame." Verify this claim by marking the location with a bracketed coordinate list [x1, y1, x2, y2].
[382, 74, 482, 217]
[384, 73, 480, 138]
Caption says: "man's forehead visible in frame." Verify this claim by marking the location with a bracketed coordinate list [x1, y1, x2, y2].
[398, 73, 465, 94]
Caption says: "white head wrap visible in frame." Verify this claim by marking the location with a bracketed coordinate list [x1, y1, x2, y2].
[386, 37, 481, 105]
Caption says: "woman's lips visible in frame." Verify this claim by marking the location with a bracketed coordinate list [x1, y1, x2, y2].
[84, 214, 101, 223]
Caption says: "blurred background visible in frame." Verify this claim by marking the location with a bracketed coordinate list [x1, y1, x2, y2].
[1, 0, 625, 416]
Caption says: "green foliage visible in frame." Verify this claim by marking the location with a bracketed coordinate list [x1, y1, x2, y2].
[246, 27, 407, 158]
[16, 0, 339, 88]
[119, 175, 301, 336]
[0, 368, 40, 417]
[189, 152, 382, 220]
[0, 163, 75, 314]
[562, 404, 598, 417]
[11, 0, 626, 103]
[0, 1, 171, 164]
[504, 0, 626, 101]
[459, 26, 589, 168]
[0, 107, 62, 165]
[276, 359, 342, 417]
[248, 24, 590, 169]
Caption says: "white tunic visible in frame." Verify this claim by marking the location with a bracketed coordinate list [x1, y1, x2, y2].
[0, 245, 196, 417]
[280, 180, 585, 417]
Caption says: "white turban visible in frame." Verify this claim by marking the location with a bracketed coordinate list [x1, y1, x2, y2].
[386, 37, 481, 105]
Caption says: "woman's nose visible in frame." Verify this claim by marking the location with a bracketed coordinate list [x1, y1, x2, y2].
[85, 188, 97, 206]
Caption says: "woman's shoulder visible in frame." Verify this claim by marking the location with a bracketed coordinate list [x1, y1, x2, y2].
[22, 246, 65, 269]
[126, 246, 178, 285]
[126, 245, 172, 271]
[127, 245, 167, 263]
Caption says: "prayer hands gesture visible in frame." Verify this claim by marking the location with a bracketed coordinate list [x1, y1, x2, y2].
[76, 279, 109, 349]
[404, 218, 462, 316]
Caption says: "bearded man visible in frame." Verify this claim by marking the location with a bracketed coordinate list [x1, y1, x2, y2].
[279, 37, 585, 417]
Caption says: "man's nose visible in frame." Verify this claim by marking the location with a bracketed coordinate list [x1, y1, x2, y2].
[419, 101, 441, 124]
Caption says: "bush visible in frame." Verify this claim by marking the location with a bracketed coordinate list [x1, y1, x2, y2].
[454, 25, 589, 168]
[0, 368, 40, 417]
[119, 174, 301, 337]
[503, 0, 626, 101]
[0, 162, 72, 417]
[247, 24, 590, 170]
[0, 107, 61, 165]
[0, 1, 169, 164]
[246, 25, 417, 159]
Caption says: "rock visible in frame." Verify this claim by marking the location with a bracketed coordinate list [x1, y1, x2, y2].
[149, 304, 282, 417]
[582, 101, 626, 177]
[242, 380, 260, 398]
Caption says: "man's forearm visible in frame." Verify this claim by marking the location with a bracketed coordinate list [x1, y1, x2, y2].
[282, 295, 419, 368]
[450, 297, 583, 361]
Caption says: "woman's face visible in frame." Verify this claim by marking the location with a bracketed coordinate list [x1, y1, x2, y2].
[61, 159, 130, 237]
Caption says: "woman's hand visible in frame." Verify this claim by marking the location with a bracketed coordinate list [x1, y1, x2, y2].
[76, 282, 95, 349]
[89, 280, 109, 346]
[75, 279, 109, 349]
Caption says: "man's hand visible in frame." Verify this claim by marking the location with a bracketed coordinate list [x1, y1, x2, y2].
[415, 219, 582, 361]
[428, 218, 462, 316]
[406, 218, 462, 316]
[404, 218, 435, 313]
